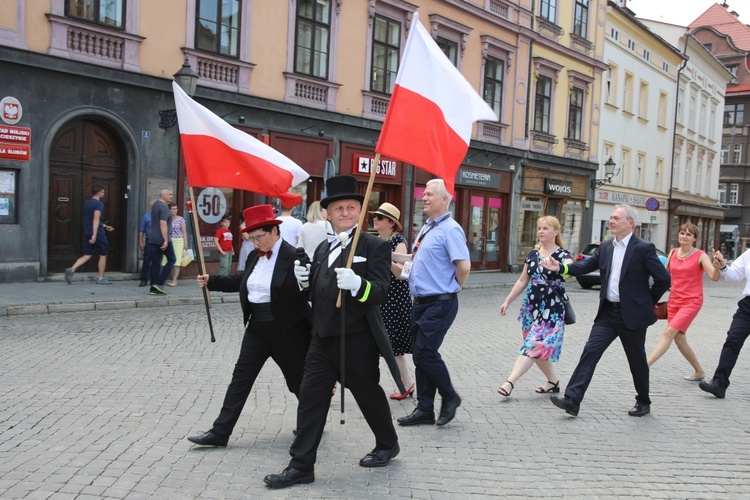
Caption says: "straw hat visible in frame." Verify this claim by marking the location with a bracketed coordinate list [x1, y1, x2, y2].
[369, 202, 402, 231]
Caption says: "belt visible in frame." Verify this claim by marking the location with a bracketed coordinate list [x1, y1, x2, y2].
[604, 299, 621, 309]
[413, 293, 457, 305]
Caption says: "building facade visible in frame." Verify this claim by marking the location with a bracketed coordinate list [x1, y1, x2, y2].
[0, 0, 607, 281]
[690, 3, 750, 259]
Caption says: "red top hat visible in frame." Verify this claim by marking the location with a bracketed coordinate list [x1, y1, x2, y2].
[240, 204, 282, 233]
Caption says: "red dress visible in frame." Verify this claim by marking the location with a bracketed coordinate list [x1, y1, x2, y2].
[666, 249, 704, 334]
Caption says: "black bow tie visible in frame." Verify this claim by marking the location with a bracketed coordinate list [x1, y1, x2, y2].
[257, 250, 272, 259]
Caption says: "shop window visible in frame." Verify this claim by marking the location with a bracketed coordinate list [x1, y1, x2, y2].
[195, 0, 241, 57]
[0, 169, 18, 224]
[413, 186, 456, 245]
[518, 197, 544, 266]
[561, 200, 582, 254]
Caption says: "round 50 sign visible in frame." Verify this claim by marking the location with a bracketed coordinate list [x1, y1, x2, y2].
[197, 187, 227, 224]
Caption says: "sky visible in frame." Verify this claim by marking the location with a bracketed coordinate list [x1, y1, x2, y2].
[626, 0, 750, 27]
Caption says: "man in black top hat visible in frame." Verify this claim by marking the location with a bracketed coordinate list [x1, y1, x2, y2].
[264, 175, 401, 489]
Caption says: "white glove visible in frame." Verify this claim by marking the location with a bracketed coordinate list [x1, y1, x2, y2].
[294, 260, 311, 288]
[335, 267, 362, 292]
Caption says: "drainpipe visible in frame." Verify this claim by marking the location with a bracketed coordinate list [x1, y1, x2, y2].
[666, 34, 689, 250]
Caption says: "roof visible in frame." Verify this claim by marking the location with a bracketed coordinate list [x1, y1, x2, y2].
[689, 3, 750, 51]
[726, 83, 750, 95]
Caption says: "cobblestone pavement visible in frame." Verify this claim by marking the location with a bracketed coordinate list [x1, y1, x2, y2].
[1, 280, 749, 499]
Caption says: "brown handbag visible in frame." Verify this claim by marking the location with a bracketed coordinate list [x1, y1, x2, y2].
[654, 301, 668, 320]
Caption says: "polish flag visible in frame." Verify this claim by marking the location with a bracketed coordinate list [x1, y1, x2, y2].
[172, 82, 309, 207]
[375, 12, 498, 195]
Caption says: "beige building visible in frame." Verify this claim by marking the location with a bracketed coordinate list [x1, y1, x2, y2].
[0, 0, 605, 280]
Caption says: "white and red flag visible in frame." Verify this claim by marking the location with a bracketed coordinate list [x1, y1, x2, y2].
[375, 12, 498, 195]
[172, 82, 309, 207]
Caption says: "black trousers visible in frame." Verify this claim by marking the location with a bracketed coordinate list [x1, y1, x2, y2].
[565, 303, 650, 406]
[289, 330, 398, 472]
[712, 296, 750, 390]
[210, 318, 310, 438]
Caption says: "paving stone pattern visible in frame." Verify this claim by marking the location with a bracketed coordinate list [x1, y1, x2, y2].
[0, 281, 748, 498]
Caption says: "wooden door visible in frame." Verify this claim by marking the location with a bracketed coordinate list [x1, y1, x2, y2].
[48, 120, 126, 273]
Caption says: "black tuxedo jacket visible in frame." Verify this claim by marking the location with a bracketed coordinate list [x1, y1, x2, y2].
[207, 239, 311, 332]
[566, 234, 670, 330]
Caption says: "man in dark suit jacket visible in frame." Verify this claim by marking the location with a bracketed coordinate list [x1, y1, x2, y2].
[264, 175, 400, 489]
[541, 204, 670, 417]
[186, 204, 311, 447]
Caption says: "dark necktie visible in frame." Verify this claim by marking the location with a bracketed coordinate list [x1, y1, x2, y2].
[258, 250, 272, 259]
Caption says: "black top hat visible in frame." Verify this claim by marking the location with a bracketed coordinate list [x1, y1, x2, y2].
[320, 175, 364, 209]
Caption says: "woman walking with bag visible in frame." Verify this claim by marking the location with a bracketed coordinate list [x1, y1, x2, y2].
[647, 223, 720, 380]
[497, 216, 574, 397]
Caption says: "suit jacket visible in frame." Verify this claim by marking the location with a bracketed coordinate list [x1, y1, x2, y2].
[207, 239, 311, 332]
[308, 232, 391, 338]
[566, 235, 671, 330]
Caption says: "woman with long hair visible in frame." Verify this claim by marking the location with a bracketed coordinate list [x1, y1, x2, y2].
[297, 201, 330, 259]
[647, 223, 720, 380]
[497, 216, 574, 397]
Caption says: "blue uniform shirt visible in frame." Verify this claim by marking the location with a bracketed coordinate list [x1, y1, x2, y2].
[139, 212, 152, 242]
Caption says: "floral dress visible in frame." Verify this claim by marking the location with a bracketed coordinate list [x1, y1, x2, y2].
[517, 248, 571, 362]
[380, 233, 413, 356]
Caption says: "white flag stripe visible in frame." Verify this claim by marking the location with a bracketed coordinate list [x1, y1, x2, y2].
[172, 82, 309, 186]
[395, 13, 498, 141]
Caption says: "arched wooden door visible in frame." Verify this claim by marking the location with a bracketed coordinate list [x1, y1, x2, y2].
[48, 120, 127, 273]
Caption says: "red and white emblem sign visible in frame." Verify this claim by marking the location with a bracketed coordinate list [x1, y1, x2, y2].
[1, 97, 22, 125]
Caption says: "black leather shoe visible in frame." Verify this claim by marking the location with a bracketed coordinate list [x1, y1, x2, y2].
[187, 431, 228, 447]
[436, 394, 462, 426]
[263, 467, 314, 488]
[397, 408, 435, 426]
[551, 395, 580, 416]
[628, 402, 651, 417]
[359, 443, 400, 467]
[699, 379, 726, 399]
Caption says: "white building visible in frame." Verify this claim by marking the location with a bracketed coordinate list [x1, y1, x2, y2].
[641, 19, 733, 251]
[594, 2, 685, 249]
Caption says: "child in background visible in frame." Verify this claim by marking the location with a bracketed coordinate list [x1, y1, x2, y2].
[214, 215, 234, 276]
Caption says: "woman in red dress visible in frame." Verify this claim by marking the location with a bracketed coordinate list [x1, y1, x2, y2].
[647, 223, 720, 380]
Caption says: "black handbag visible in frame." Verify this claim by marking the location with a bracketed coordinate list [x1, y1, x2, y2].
[539, 270, 575, 325]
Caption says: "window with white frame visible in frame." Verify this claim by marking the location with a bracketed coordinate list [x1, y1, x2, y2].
[673, 152, 680, 188]
[636, 152, 644, 188]
[689, 93, 696, 130]
[540, 0, 557, 22]
[710, 104, 716, 138]
[371, 15, 400, 95]
[656, 158, 663, 192]
[718, 183, 726, 204]
[734, 144, 742, 164]
[573, 0, 588, 37]
[658, 91, 667, 128]
[620, 148, 630, 185]
[729, 183, 739, 205]
[295, 0, 331, 79]
[676, 87, 684, 125]
[196, 0, 241, 57]
[722, 144, 730, 164]
[638, 80, 648, 119]
[623, 72, 634, 114]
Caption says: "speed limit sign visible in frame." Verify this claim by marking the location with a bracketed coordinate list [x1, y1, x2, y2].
[196, 187, 227, 224]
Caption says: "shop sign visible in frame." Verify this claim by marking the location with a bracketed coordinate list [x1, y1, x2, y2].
[0, 126, 30, 144]
[596, 190, 666, 208]
[0, 144, 30, 161]
[353, 154, 398, 179]
[457, 167, 501, 189]
[0, 96, 22, 125]
[544, 178, 572, 195]
[521, 200, 544, 211]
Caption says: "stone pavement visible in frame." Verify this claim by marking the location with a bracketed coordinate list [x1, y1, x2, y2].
[1, 278, 749, 498]
[0, 271, 518, 316]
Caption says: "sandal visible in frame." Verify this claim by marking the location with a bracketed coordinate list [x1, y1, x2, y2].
[497, 380, 514, 397]
[535, 380, 560, 394]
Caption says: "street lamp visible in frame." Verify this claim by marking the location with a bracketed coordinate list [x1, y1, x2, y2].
[590, 157, 618, 188]
[159, 56, 199, 129]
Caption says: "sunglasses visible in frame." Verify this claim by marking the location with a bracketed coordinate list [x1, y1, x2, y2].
[373, 214, 388, 221]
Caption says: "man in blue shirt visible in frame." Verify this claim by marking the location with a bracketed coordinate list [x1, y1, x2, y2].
[65, 185, 114, 285]
[397, 178, 470, 427]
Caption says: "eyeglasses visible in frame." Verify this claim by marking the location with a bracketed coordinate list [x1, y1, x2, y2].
[248, 232, 268, 243]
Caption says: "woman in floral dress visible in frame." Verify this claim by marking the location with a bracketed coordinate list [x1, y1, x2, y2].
[498, 216, 573, 396]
